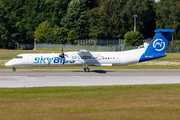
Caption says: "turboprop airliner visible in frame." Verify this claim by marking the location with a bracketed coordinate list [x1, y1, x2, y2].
[5, 29, 174, 72]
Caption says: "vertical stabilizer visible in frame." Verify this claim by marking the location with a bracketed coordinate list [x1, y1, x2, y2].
[145, 29, 174, 54]
[139, 29, 174, 62]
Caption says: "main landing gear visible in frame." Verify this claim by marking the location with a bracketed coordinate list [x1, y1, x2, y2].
[12, 67, 16, 72]
[84, 67, 90, 72]
[83, 63, 90, 72]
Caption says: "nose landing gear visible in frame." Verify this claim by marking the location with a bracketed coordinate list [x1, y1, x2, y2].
[13, 67, 16, 72]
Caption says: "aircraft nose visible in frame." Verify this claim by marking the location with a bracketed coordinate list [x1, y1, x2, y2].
[5, 60, 13, 67]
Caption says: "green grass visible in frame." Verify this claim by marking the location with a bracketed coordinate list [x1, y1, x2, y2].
[154, 53, 180, 62]
[0, 85, 180, 119]
[0, 49, 64, 60]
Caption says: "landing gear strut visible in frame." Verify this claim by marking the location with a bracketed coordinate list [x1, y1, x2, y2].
[13, 67, 16, 72]
[83, 63, 90, 72]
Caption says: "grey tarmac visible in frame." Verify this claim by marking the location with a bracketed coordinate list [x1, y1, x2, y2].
[0, 69, 180, 88]
[0, 69, 180, 76]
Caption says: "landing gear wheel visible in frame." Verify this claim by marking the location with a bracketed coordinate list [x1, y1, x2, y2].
[13, 67, 16, 72]
[84, 67, 90, 72]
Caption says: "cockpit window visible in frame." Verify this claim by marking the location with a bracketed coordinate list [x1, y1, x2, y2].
[15, 56, 23, 59]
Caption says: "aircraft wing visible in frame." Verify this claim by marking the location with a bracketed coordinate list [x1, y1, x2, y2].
[78, 49, 103, 60]
[77, 49, 91, 56]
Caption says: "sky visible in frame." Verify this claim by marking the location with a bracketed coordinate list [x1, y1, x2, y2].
[155, 0, 160, 2]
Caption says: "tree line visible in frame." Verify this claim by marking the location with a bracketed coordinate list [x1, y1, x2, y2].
[0, 0, 180, 48]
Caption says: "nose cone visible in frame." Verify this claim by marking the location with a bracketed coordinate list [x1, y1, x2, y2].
[5, 60, 13, 67]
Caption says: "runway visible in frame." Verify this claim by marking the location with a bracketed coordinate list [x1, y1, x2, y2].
[0, 69, 180, 88]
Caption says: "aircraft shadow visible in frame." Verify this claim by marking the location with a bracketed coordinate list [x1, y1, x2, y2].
[72, 70, 107, 74]
[72, 70, 115, 74]
[90, 70, 107, 74]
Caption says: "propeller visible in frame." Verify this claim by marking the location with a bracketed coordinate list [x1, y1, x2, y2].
[59, 48, 65, 58]
[59, 48, 65, 64]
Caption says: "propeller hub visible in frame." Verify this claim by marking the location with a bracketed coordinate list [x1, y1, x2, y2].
[59, 53, 64, 58]
[59, 48, 65, 58]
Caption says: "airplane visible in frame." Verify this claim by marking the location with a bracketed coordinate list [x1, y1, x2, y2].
[5, 29, 174, 72]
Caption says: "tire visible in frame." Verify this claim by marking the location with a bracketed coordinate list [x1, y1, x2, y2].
[86, 68, 90, 72]
[84, 68, 86, 72]
[84, 68, 90, 72]
[13, 68, 16, 72]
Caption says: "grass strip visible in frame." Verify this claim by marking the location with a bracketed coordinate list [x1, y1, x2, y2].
[0, 84, 180, 119]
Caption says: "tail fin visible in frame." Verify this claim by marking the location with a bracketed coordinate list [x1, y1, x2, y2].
[145, 29, 174, 54]
[139, 29, 174, 62]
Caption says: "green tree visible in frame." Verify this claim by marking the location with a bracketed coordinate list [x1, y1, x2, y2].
[34, 21, 53, 43]
[124, 31, 144, 46]
[97, 0, 155, 39]
[160, 0, 180, 2]
[0, 1, 18, 48]
[52, 26, 69, 44]
[156, 1, 180, 40]
[2, 0, 29, 43]
[87, 7, 109, 39]
[121, 0, 155, 38]
[2, 0, 71, 43]
[0, 2, 8, 48]
[67, 30, 76, 44]
[172, 41, 180, 47]
[61, 0, 96, 39]
[103, 0, 126, 39]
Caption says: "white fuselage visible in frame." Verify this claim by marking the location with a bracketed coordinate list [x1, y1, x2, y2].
[5, 48, 147, 67]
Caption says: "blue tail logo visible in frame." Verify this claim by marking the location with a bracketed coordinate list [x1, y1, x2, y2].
[145, 29, 174, 54]
[153, 39, 165, 51]
[139, 29, 174, 62]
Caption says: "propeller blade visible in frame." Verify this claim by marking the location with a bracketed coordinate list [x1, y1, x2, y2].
[62, 58, 65, 65]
